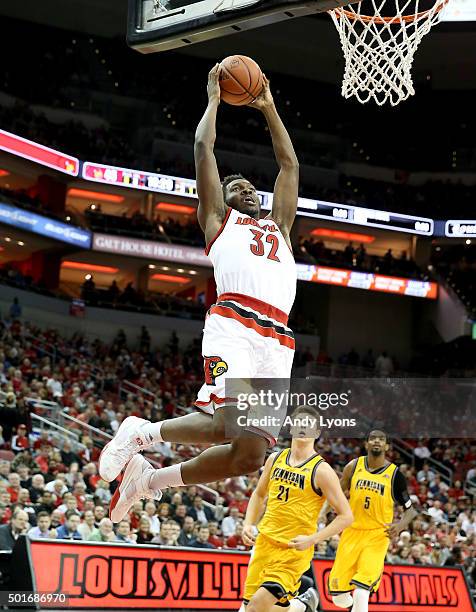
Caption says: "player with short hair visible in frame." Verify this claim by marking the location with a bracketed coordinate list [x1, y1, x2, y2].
[101, 64, 301, 523]
[240, 409, 353, 612]
[329, 430, 416, 612]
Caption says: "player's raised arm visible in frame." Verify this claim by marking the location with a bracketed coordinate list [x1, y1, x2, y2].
[248, 76, 299, 243]
[242, 451, 278, 546]
[289, 463, 353, 551]
[385, 468, 417, 538]
[194, 64, 227, 238]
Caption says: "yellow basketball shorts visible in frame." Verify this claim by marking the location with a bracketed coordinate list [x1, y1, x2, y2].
[244, 533, 314, 605]
[328, 527, 389, 594]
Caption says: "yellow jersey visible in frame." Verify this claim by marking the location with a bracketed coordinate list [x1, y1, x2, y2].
[258, 448, 326, 545]
[349, 455, 397, 530]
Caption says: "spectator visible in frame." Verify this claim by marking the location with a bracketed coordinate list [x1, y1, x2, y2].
[190, 524, 215, 549]
[208, 521, 224, 548]
[94, 480, 112, 505]
[7, 473, 21, 503]
[178, 516, 195, 546]
[375, 351, 393, 377]
[11, 425, 30, 453]
[29, 473, 45, 503]
[28, 511, 57, 539]
[136, 517, 154, 544]
[93, 505, 106, 526]
[188, 495, 214, 524]
[222, 506, 240, 538]
[228, 490, 248, 516]
[444, 546, 463, 566]
[152, 520, 174, 546]
[78, 510, 98, 540]
[225, 521, 246, 550]
[414, 440, 432, 470]
[88, 518, 116, 542]
[116, 520, 135, 543]
[56, 510, 82, 540]
[144, 501, 161, 535]
[60, 442, 80, 468]
[0, 508, 29, 550]
[9, 297, 22, 319]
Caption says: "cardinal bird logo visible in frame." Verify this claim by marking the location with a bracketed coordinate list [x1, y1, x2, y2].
[204, 356, 228, 385]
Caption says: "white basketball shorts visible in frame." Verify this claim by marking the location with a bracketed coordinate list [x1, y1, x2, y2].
[194, 293, 295, 446]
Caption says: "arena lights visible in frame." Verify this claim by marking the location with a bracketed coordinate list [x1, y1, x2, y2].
[0, 169, 10, 177]
[0, 129, 79, 176]
[67, 188, 124, 203]
[310, 228, 375, 243]
[61, 261, 119, 274]
[156, 202, 196, 215]
[150, 273, 190, 284]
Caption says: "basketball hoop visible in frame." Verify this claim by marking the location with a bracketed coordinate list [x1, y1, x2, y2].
[329, 0, 450, 106]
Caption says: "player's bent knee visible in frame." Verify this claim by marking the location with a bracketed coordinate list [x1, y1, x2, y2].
[230, 438, 267, 475]
[332, 593, 353, 608]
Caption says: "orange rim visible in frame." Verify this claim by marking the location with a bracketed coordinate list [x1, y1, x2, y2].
[334, 0, 448, 24]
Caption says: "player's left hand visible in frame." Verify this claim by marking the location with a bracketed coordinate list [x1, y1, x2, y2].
[384, 521, 404, 539]
[247, 75, 274, 111]
[288, 534, 316, 551]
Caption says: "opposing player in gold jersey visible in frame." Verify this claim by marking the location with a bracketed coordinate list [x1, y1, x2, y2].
[241, 410, 353, 612]
[329, 430, 416, 612]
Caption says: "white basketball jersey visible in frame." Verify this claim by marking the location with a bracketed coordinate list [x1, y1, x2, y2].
[206, 207, 297, 316]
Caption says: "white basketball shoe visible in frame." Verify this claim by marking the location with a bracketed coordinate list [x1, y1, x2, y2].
[99, 416, 154, 482]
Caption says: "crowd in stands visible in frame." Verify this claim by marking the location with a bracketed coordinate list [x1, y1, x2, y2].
[0, 312, 475, 595]
[80, 275, 207, 320]
[1, 18, 476, 219]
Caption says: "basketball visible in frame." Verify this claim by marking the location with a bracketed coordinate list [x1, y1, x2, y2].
[219, 55, 263, 106]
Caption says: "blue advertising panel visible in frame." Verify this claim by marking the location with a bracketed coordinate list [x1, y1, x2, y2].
[0, 202, 92, 248]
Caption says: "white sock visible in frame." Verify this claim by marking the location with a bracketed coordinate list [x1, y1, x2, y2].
[149, 463, 184, 490]
[351, 588, 369, 612]
[289, 598, 306, 612]
[332, 593, 353, 609]
[142, 420, 164, 443]
[238, 604, 246, 612]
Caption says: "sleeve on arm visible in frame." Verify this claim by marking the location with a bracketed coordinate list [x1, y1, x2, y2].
[392, 469, 412, 509]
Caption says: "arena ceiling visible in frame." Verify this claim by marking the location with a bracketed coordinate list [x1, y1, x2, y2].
[2, 0, 476, 88]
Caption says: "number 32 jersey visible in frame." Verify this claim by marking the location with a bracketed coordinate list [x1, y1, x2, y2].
[206, 208, 297, 316]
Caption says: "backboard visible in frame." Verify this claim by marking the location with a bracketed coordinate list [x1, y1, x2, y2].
[127, 0, 353, 53]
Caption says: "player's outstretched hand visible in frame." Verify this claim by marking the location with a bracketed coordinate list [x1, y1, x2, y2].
[242, 524, 257, 547]
[288, 534, 316, 551]
[208, 63, 221, 105]
[247, 75, 274, 111]
[384, 521, 403, 539]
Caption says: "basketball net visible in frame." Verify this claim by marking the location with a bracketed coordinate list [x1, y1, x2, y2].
[329, 0, 450, 106]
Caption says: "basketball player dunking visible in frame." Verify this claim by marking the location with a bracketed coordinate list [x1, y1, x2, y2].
[101, 64, 301, 521]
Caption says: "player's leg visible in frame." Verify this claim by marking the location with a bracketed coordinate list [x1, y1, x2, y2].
[100, 313, 254, 482]
[328, 529, 359, 608]
[349, 530, 388, 611]
[110, 433, 268, 521]
[350, 589, 369, 612]
[247, 587, 280, 612]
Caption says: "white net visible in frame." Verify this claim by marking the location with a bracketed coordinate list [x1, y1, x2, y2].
[329, 0, 449, 106]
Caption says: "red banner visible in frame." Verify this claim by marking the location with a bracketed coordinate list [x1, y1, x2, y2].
[0, 129, 79, 176]
[28, 541, 473, 611]
[313, 558, 474, 612]
[30, 540, 249, 609]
